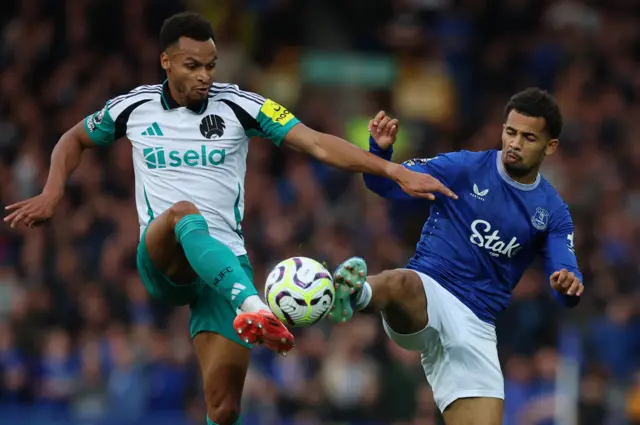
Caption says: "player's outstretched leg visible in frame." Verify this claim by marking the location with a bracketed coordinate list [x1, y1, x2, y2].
[330, 258, 503, 425]
[145, 200, 294, 353]
[328, 257, 427, 334]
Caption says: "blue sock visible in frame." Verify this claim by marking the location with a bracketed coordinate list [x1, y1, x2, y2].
[175, 214, 258, 311]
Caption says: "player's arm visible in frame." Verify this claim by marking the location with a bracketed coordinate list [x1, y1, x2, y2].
[363, 112, 465, 200]
[42, 121, 99, 201]
[364, 135, 434, 200]
[4, 103, 118, 228]
[282, 124, 455, 200]
[222, 91, 455, 201]
[541, 205, 584, 307]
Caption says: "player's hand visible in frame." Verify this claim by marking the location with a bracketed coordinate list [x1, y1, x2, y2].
[369, 111, 398, 150]
[550, 269, 584, 296]
[390, 165, 458, 201]
[4, 192, 61, 229]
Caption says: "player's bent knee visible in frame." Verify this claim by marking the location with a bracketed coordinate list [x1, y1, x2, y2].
[168, 201, 201, 226]
[380, 269, 423, 301]
[206, 396, 240, 425]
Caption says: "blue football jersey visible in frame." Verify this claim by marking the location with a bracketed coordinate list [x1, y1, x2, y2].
[365, 137, 582, 325]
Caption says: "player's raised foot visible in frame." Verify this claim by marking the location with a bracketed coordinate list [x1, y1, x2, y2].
[233, 309, 295, 356]
[329, 256, 368, 324]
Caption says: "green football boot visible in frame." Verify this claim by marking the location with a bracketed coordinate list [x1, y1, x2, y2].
[328, 256, 368, 324]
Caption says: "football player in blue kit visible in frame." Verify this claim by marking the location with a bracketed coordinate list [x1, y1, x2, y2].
[329, 88, 584, 425]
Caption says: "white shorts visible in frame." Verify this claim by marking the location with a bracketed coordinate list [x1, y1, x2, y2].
[382, 270, 504, 412]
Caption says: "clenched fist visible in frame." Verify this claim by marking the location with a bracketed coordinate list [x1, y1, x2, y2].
[550, 269, 584, 296]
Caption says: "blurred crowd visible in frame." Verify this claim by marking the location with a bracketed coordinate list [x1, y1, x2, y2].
[1, 0, 640, 424]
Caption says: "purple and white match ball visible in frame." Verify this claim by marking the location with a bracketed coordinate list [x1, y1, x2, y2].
[264, 257, 335, 328]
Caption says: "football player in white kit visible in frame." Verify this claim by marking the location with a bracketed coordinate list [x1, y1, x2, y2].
[4, 11, 457, 425]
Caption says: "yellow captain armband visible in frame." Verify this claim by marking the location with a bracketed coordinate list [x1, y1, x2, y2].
[260, 99, 296, 126]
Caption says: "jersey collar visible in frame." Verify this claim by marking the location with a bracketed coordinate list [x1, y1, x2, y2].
[160, 79, 208, 114]
[496, 150, 540, 191]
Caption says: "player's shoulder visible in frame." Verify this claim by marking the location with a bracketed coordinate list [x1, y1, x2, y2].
[208, 83, 266, 111]
[537, 176, 568, 213]
[462, 149, 497, 163]
[106, 84, 162, 114]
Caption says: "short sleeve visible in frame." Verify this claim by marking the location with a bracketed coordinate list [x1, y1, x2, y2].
[83, 86, 157, 146]
[83, 104, 116, 146]
[214, 84, 300, 146]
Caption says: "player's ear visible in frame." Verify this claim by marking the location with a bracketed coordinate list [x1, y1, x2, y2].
[545, 139, 559, 156]
[160, 52, 170, 72]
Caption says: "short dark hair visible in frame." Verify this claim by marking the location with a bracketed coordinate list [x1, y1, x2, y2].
[504, 88, 563, 139]
[159, 12, 215, 51]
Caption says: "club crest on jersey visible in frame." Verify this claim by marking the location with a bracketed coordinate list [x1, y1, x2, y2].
[200, 114, 226, 139]
[531, 208, 549, 231]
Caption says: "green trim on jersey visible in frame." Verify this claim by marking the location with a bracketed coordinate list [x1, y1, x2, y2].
[255, 99, 300, 146]
[84, 106, 116, 146]
[160, 79, 208, 114]
[160, 90, 171, 110]
[245, 128, 263, 139]
[144, 187, 155, 223]
[233, 183, 243, 239]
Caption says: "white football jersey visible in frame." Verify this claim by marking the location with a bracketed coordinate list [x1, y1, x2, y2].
[83, 81, 300, 256]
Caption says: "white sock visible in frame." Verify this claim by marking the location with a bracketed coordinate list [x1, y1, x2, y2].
[355, 281, 372, 311]
[239, 295, 269, 313]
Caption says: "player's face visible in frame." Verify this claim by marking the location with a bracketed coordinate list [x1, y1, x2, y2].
[501, 110, 558, 180]
[161, 37, 217, 107]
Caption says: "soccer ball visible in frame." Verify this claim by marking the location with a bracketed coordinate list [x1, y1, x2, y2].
[265, 257, 335, 328]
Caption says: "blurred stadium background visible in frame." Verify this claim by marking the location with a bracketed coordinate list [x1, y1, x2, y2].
[1, 0, 640, 424]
